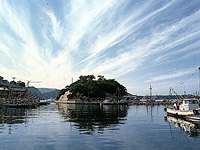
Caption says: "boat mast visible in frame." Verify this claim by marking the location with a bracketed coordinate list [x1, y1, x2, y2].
[199, 67, 200, 99]
[150, 85, 152, 102]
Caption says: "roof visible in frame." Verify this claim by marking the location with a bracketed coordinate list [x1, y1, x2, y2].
[0, 80, 23, 88]
[0, 80, 26, 91]
[0, 80, 10, 87]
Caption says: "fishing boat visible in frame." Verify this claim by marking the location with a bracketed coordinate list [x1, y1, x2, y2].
[164, 98, 200, 117]
[164, 67, 200, 117]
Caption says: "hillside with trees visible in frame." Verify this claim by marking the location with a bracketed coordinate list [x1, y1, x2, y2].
[57, 75, 127, 101]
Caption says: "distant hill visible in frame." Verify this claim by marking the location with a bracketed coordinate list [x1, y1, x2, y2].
[27, 87, 47, 100]
[37, 88, 57, 93]
[28, 87, 60, 100]
[43, 89, 60, 99]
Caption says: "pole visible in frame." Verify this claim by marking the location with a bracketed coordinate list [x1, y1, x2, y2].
[150, 85, 152, 102]
[199, 67, 200, 99]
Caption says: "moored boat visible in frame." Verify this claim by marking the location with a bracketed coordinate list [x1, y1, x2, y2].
[103, 99, 128, 105]
[164, 99, 200, 117]
[39, 99, 51, 105]
[164, 67, 200, 117]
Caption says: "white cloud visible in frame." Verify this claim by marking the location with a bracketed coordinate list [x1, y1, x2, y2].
[0, 0, 200, 94]
[44, 10, 63, 42]
[149, 68, 197, 82]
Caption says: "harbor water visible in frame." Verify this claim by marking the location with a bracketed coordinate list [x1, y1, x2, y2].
[0, 103, 200, 150]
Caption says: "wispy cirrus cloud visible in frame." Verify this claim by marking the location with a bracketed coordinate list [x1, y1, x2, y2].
[44, 10, 63, 42]
[0, 0, 200, 94]
[149, 70, 192, 82]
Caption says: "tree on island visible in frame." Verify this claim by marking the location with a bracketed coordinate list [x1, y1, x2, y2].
[57, 75, 127, 101]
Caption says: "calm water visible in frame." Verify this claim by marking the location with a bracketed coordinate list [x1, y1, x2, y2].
[0, 103, 200, 150]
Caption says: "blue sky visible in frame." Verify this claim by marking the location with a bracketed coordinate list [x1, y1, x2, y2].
[0, 0, 200, 95]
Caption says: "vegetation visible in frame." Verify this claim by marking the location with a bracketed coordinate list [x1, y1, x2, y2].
[10, 80, 26, 87]
[57, 75, 127, 100]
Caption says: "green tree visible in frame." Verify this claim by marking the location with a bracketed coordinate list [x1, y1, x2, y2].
[57, 75, 127, 101]
[17, 81, 26, 87]
[10, 80, 17, 85]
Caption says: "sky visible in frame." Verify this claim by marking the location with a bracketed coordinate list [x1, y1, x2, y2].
[0, 0, 200, 95]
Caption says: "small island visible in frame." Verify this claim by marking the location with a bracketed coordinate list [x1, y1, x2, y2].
[56, 75, 127, 104]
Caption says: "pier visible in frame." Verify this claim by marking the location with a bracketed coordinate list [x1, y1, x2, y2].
[0, 77, 39, 108]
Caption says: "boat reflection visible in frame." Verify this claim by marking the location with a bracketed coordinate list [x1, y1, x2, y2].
[165, 116, 200, 138]
[57, 103, 128, 134]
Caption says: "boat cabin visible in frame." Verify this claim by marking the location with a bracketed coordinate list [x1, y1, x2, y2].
[179, 99, 199, 111]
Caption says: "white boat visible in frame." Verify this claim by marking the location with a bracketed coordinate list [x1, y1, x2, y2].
[39, 99, 50, 105]
[164, 99, 200, 117]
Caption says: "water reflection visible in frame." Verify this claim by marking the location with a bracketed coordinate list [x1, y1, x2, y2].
[0, 108, 27, 134]
[58, 103, 128, 134]
[165, 116, 200, 138]
[0, 108, 26, 124]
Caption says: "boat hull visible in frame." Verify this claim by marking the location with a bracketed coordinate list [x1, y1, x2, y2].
[166, 108, 194, 117]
